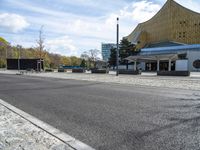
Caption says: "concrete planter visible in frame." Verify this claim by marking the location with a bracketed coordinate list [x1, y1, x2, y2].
[91, 69, 107, 74]
[45, 69, 54, 72]
[58, 68, 66, 72]
[72, 69, 85, 73]
[119, 70, 141, 75]
[157, 71, 190, 76]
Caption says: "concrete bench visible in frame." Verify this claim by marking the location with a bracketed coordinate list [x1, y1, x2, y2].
[157, 71, 190, 76]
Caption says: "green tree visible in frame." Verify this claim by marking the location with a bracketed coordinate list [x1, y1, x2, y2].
[108, 47, 117, 69]
[70, 56, 81, 66]
[0, 37, 9, 68]
[49, 54, 61, 68]
[80, 51, 90, 69]
[0, 36, 89, 69]
[0, 37, 8, 45]
[80, 59, 86, 68]
[119, 38, 137, 69]
[61, 56, 71, 66]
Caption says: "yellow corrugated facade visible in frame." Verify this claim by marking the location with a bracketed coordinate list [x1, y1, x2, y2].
[127, 0, 200, 49]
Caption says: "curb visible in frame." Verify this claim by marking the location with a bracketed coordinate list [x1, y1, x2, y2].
[0, 99, 95, 150]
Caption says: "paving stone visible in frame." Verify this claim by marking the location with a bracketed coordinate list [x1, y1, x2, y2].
[0, 105, 73, 150]
[26, 72, 200, 90]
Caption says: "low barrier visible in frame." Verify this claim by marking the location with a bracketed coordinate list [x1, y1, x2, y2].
[157, 71, 190, 76]
[58, 68, 66, 72]
[45, 69, 54, 72]
[119, 69, 141, 75]
[91, 69, 107, 74]
[72, 69, 85, 73]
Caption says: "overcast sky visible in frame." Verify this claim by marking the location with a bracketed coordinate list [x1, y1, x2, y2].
[0, 0, 200, 56]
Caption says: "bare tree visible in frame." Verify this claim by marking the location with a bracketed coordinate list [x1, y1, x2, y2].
[81, 49, 100, 68]
[88, 49, 100, 62]
[80, 51, 89, 60]
[36, 25, 45, 71]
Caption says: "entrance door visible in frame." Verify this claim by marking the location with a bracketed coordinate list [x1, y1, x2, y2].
[159, 61, 175, 71]
[145, 62, 157, 71]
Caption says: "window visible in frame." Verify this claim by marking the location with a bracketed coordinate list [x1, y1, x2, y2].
[179, 32, 182, 38]
[178, 53, 187, 59]
[183, 32, 186, 38]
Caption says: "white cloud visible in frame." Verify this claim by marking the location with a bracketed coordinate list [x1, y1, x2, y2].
[128, 1, 161, 22]
[7, 0, 200, 57]
[106, 1, 161, 25]
[175, 0, 200, 13]
[104, 0, 161, 38]
[48, 1, 160, 45]
[5, 0, 161, 56]
[46, 36, 78, 56]
[0, 13, 29, 32]
[0, 0, 162, 56]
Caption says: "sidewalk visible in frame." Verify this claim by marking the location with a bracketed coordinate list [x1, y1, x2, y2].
[0, 99, 94, 150]
[1, 70, 200, 90]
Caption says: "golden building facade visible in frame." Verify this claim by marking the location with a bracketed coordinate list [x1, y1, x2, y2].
[127, 0, 200, 49]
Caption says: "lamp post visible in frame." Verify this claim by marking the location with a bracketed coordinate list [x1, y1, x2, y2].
[116, 17, 119, 76]
[17, 45, 21, 72]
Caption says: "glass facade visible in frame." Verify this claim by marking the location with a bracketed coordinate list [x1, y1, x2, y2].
[101, 43, 116, 61]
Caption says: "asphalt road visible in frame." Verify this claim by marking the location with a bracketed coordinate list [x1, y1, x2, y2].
[1, 74, 200, 150]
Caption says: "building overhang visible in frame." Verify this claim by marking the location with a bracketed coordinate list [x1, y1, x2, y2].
[125, 53, 184, 62]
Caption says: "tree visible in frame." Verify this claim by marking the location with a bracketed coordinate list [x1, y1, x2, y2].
[36, 26, 45, 71]
[108, 47, 117, 69]
[80, 52, 89, 60]
[119, 38, 137, 69]
[61, 56, 71, 66]
[80, 51, 90, 69]
[49, 54, 61, 68]
[70, 56, 81, 66]
[88, 49, 100, 62]
[0, 37, 9, 68]
[80, 59, 86, 68]
[81, 49, 100, 68]
[0, 37, 9, 45]
[36, 26, 45, 57]
[0, 36, 88, 69]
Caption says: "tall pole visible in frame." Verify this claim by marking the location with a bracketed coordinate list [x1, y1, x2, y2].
[17, 46, 21, 72]
[18, 49, 20, 72]
[18, 50, 20, 71]
[5, 46, 8, 69]
[39, 29, 42, 72]
[116, 17, 119, 76]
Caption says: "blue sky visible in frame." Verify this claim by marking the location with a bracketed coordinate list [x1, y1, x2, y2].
[0, 0, 200, 56]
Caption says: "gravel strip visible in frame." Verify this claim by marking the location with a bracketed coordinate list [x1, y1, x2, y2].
[1, 70, 200, 90]
[0, 104, 74, 150]
[26, 72, 200, 91]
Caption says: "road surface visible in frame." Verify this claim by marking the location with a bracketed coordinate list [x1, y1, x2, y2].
[0, 74, 200, 150]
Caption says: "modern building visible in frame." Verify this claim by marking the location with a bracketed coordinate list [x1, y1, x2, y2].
[101, 43, 116, 61]
[126, 0, 200, 72]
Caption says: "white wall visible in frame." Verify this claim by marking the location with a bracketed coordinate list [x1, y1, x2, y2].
[175, 60, 188, 71]
[118, 65, 134, 70]
[187, 51, 200, 71]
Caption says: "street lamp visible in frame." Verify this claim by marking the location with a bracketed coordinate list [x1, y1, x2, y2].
[17, 45, 21, 72]
[116, 17, 119, 76]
